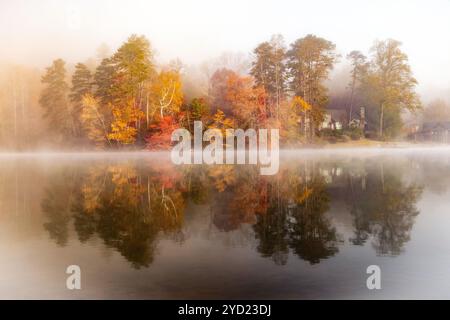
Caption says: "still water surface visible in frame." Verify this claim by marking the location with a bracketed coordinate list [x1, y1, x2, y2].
[1, 150, 450, 299]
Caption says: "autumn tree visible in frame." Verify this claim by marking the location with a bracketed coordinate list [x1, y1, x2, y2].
[361, 39, 420, 138]
[80, 94, 111, 148]
[185, 97, 210, 132]
[209, 69, 266, 128]
[287, 35, 338, 138]
[291, 96, 312, 138]
[149, 68, 183, 120]
[224, 73, 267, 128]
[208, 109, 234, 135]
[39, 59, 72, 142]
[250, 34, 286, 118]
[146, 115, 181, 150]
[111, 35, 155, 109]
[70, 63, 93, 138]
[209, 68, 236, 114]
[92, 35, 156, 145]
[108, 99, 144, 145]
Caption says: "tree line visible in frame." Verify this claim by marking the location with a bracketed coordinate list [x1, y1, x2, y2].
[1, 33, 426, 149]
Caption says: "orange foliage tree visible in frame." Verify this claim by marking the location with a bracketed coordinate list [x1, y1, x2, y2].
[108, 99, 144, 145]
[146, 115, 183, 150]
[209, 69, 268, 129]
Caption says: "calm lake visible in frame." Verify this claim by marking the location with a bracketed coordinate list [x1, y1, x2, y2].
[1, 149, 450, 299]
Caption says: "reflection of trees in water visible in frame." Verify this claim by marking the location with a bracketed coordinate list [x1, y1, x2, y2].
[348, 163, 423, 256]
[42, 162, 186, 268]
[41, 168, 80, 246]
[253, 166, 338, 265]
[210, 166, 266, 232]
[287, 175, 338, 264]
[41, 158, 424, 268]
[40, 161, 341, 266]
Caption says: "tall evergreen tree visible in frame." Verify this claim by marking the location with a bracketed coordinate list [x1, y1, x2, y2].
[94, 57, 116, 106]
[250, 35, 286, 118]
[108, 35, 157, 145]
[287, 35, 338, 137]
[111, 34, 155, 108]
[70, 63, 93, 137]
[346, 51, 368, 123]
[39, 59, 72, 141]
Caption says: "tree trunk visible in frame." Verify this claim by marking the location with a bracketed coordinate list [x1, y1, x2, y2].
[379, 102, 384, 138]
[146, 92, 149, 128]
[303, 111, 307, 138]
[348, 80, 355, 126]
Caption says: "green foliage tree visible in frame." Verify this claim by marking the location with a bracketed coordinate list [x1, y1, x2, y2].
[111, 34, 155, 106]
[70, 63, 93, 138]
[286, 35, 338, 138]
[186, 97, 210, 132]
[346, 50, 368, 123]
[360, 39, 420, 138]
[39, 59, 72, 142]
[250, 34, 286, 117]
[94, 57, 117, 106]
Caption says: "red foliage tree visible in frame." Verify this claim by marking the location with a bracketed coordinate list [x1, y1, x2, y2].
[146, 115, 182, 150]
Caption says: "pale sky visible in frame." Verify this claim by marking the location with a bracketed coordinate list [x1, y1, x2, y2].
[1, 0, 449, 100]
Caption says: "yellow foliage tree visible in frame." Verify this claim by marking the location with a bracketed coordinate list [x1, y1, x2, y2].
[108, 99, 144, 145]
[291, 95, 312, 138]
[80, 94, 111, 148]
[292, 95, 312, 113]
[208, 109, 235, 135]
[149, 69, 183, 121]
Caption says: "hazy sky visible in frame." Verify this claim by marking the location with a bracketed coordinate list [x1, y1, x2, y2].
[1, 0, 449, 100]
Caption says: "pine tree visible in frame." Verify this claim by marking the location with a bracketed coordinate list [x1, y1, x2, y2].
[346, 51, 368, 123]
[94, 57, 116, 106]
[70, 63, 93, 137]
[39, 59, 72, 142]
[250, 35, 286, 118]
[111, 34, 155, 107]
[287, 35, 338, 137]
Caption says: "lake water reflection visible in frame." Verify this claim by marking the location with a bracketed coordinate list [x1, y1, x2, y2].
[1, 150, 450, 299]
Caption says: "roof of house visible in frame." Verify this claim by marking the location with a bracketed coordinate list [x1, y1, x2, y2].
[423, 121, 450, 131]
[325, 109, 347, 121]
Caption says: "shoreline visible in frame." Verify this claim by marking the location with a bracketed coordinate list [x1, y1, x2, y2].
[0, 141, 450, 156]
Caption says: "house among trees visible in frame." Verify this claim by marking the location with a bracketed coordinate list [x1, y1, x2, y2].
[321, 108, 347, 130]
[320, 106, 366, 131]
[414, 121, 450, 143]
